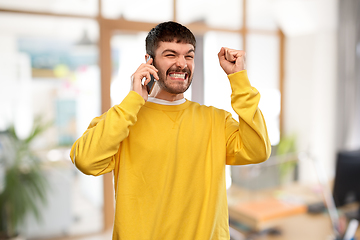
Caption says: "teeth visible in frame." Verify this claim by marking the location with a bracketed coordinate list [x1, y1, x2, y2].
[170, 73, 186, 78]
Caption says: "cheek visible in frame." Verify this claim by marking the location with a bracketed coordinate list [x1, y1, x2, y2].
[158, 68, 168, 80]
[161, 64, 173, 75]
[188, 62, 194, 71]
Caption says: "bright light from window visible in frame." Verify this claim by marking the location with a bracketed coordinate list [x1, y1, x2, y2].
[102, 0, 173, 22]
[247, 0, 277, 30]
[177, 0, 242, 30]
[111, 33, 148, 106]
[247, 34, 280, 145]
[0, 0, 98, 16]
[203, 31, 242, 117]
[14, 54, 33, 140]
[258, 88, 281, 145]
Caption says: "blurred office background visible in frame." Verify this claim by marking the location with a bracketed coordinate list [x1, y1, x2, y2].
[0, 0, 359, 239]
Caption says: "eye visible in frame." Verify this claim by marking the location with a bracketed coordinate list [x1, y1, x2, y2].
[186, 55, 194, 59]
[165, 54, 176, 58]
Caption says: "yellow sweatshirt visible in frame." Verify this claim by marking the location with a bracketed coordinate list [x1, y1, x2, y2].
[70, 70, 271, 240]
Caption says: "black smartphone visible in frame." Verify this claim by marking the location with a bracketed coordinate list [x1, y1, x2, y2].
[147, 55, 156, 94]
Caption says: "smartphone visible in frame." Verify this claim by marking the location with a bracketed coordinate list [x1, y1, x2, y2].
[146, 55, 156, 94]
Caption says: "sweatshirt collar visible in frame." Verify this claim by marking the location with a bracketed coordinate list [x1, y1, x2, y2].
[147, 97, 186, 105]
[144, 98, 191, 111]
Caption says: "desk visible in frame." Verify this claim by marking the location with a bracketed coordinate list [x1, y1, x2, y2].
[227, 184, 360, 240]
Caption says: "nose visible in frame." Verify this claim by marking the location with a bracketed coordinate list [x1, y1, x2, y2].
[175, 56, 187, 69]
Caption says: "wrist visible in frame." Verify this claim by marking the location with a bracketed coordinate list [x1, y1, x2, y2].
[228, 70, 252, 91]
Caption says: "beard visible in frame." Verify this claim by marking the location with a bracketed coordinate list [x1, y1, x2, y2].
[153, 62, 193, 94]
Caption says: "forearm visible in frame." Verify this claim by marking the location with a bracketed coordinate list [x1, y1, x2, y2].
[70, 91, 145, 175]
[226, 70, 271, 165]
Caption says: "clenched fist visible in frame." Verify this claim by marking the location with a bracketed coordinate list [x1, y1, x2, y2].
[218, 47, 246, 75]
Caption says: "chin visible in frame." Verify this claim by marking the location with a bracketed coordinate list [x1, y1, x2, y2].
[168, 83, 191, 94]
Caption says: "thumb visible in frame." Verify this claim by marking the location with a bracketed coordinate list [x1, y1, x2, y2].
[218, 47, 226, 60]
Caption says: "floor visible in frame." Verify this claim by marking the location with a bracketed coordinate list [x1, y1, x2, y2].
[49, 229, 113, 240]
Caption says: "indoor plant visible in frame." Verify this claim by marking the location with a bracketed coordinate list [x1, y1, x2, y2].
[276, 134, 298, 185]
[0, 118, 50, 239]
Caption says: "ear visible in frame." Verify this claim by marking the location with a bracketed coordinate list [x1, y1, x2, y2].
[145, 54, 151, 62]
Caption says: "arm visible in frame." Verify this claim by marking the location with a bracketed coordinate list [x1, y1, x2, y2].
[218, 47, 271, 165]
[225, 70, 271, 165]
[70, 58, 158, 176]
[70, 91, 145, 175]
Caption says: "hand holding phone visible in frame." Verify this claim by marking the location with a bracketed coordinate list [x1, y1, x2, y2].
[130, 56, 158, 101]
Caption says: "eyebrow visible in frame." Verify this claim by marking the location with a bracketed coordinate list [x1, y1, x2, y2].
[162, 49, 195, 55]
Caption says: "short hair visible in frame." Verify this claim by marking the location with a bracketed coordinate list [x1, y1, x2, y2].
[145, 21, 196, 58]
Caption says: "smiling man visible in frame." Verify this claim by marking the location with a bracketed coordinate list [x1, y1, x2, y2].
[70, 21, 271, 240]
[149, 41, 194, 96]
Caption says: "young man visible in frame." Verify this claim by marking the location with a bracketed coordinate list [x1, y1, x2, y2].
[71, 21, 271, 240]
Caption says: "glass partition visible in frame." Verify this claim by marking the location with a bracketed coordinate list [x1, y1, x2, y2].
[102, 0, 173, 22]
[177, 0, 243, 29]
[247, 33, 280, 145]
[110, 32, 147, 106]
[203, 31, 243, 117]
[0, 0, 98, 16]
[246, 0, 277, 30]
[0, 13, 103, 239]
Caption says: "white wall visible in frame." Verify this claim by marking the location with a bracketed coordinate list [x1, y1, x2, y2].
[281, 0, 338, 182]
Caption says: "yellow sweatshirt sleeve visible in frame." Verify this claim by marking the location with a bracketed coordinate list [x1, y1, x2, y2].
[70, 91, 145, 176]
[225, 70, 271, 165]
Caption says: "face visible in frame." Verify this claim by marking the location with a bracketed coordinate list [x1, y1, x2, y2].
[152, 41, 195, 94]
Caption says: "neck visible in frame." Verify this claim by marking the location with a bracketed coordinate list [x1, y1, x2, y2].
[149, 84, 184, 102]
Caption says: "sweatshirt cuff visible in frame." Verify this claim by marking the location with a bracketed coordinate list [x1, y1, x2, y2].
[227, 70, 252, 91]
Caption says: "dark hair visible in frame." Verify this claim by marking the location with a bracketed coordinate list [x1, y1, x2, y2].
[145, 21, 196, 58]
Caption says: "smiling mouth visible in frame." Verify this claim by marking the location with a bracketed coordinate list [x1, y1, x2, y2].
[169, 72, 188, 80]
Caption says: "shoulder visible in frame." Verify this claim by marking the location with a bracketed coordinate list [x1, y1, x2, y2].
[186, 100, 228, 116]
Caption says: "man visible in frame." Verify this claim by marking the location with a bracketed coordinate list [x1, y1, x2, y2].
[70, 21, 271, 240]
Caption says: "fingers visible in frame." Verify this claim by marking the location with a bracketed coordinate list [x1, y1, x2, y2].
[218, 47, 245, 62]
[133, 62, 159, 84]
[218, 47, 246, 75]
[146, 57, 153, 64]
[131, 60, 159, 99]
[223, 48, 245, 63]
[225, 48, 236, 63]
[236, 54, 246, 70]
[142, 72, 153, 86]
